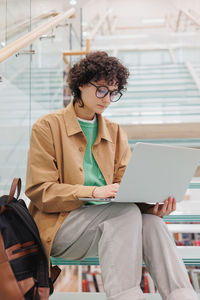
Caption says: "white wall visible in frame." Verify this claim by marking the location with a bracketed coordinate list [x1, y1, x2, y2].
[105, 0, 200, 27]
[107, 0, 200, 18]
[81, 0, 108, 27]
[170, 0, 200, 11]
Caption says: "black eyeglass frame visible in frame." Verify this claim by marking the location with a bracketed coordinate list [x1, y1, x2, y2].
[89, 81, 122, 102]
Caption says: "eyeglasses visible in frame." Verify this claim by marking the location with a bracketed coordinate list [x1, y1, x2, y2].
[89, 81, 122, 102]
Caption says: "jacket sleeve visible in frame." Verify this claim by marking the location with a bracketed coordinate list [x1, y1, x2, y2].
[25, 120, 95, 213]
[113, 125, 131, 183]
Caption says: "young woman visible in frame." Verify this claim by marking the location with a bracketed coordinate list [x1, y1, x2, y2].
[26, 51, 198, 300]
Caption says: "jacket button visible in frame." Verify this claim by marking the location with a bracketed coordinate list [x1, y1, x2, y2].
[60, 212, 66, 217]
[47, 237, 51, 243]
[79, 167, 83, 172]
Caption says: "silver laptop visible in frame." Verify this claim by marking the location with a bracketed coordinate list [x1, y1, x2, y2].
[79, 142, 200, 204]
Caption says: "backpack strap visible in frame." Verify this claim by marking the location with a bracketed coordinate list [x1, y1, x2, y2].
[8, 201, 50, 289]
[8, 178, 21, 204]
[0, 178, 21, 215]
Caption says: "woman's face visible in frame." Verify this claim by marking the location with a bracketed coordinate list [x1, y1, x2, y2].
[79, 79, 118, 116]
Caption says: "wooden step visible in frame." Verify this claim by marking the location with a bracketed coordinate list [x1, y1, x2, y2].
[121, 123, 200, 140]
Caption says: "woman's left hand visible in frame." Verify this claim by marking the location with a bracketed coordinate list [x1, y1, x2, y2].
[147, 197, 176, 218]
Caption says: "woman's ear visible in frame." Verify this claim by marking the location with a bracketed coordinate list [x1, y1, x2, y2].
[79, 86, 83, 92]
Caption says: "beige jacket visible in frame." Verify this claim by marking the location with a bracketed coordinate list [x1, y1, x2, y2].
[25, 102, 131, 266]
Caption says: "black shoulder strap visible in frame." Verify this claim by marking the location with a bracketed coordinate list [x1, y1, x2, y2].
[8, 201, 49, 288]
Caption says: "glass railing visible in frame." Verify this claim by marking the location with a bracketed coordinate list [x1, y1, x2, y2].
[0, 1, 58, 47]
[0, 10, 80, 195]
[0, 45, 31, 195]
[0, 1, 32, 46]
[0, 0, 6, 48]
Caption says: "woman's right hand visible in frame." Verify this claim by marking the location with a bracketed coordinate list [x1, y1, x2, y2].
[92, 183, 120, 198]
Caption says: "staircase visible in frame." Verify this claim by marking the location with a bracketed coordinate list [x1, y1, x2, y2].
[104, 63, 200, 124]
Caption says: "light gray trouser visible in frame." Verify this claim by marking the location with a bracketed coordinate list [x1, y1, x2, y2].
[51, 203, 198, 300]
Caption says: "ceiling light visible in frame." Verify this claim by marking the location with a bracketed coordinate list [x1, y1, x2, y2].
[142, 18, 165, 24]
[69, 0, 77, 5]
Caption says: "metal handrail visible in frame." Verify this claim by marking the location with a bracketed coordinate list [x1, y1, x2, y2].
[0, 8, 75, 64]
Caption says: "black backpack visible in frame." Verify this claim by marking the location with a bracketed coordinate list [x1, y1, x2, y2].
[0, 178, 57, 300]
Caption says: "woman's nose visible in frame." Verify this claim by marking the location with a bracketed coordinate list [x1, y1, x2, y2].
[102, 93, 111, 104]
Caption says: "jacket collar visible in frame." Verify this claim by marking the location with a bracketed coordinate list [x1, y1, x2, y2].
[64, 101, 113, 143]
[64, 102, 82, 136]
[96, 113, 113, 144]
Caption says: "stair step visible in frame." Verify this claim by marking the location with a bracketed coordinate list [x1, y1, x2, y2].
[50, 292, 200, 300]
[51, 247, 200, 267]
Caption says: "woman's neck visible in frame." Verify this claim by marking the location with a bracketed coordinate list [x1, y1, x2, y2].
[74, 103, 95, 120]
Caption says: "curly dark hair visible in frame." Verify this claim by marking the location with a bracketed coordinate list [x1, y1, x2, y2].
[67, 51, 130, 107]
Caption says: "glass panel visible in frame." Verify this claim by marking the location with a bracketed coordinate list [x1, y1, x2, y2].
[30, 22, 70, 125]
[0, 0, 6, 49]
[5, 0, 31, 45]
[70, 7, 82, 49]
[70, 24, 81, 51]
[29, 0, 56, 32]
[0, 14, 71, 195]
[62, 21, 83, 105]
[0, 7, 73, 197]
[0, 45, 31, 195]
[1, 0, 56, 47]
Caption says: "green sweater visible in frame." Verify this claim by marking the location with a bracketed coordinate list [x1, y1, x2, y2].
[78, 116, 107, 205]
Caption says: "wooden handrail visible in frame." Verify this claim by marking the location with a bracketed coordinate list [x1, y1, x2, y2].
[185, 61, 200, 91]
[166, 9, 200, 32]
[0, 10, 59, 41]
[62, 40, 90, 57]
[82, 14, 99, 32]
[0, 11, 58, 39]
[63, 50, 88, 56]
[0, 8, 75, 64]
[176, 9, 200, 31]
[89, 10, 111, 41]
[165, 14, 176, 31]
[189, 9, 200, 19]
[63, 10, 111, 57]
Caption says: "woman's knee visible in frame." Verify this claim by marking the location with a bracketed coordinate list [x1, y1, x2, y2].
[104, 202, 142, 228]
[121, 203, 143, 228]
[142, 213, 166, 234]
